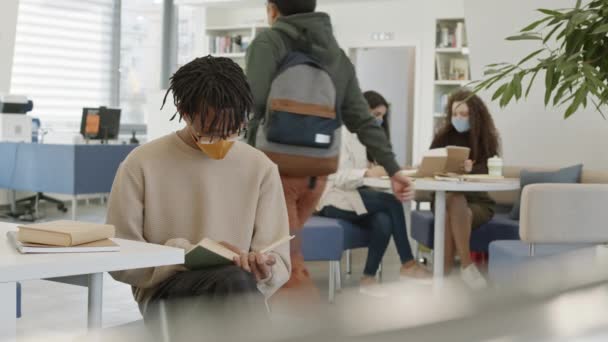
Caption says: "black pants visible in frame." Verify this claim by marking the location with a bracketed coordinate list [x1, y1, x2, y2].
[319, 188, 414, 276]
[142, 265, 267, 341]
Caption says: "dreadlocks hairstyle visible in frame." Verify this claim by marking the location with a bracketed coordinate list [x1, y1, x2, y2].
[435, 89, 501, 162]
[161, 56, 253, 140]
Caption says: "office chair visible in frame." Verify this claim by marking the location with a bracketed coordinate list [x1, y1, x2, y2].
[17, 193, 68, 213]
[13, 118, 68, 220]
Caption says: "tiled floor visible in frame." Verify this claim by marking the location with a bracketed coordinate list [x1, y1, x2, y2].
[1, 200, 412, 341]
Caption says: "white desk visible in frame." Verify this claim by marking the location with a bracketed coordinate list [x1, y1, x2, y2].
[363, 178, 520, 286]
[412, 179, 520, 286]
[0, 222, 184, 341]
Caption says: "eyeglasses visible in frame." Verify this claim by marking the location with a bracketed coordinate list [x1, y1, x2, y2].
[190, 127, 246, 141]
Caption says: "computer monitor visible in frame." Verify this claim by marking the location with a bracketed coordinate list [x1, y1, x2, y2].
[80, 107, 121, 142]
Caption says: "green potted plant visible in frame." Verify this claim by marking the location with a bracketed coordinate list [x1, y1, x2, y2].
[472, 0, 608, 118]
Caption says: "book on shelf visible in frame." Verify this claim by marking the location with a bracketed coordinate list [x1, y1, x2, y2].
[455, 22, 466, 48]
[435, 54, 449, 81]
[439, 93, 449, 112]
[436, 55, 469, 81]
[437, 21, 467, 48]
[209, 35, 247, 55]
[449, 58, 470, 81]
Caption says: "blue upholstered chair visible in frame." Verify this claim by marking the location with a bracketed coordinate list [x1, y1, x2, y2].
[300, 216, 383, 302]
[300, 216, 345, 302]
[411, 211, 520, 254]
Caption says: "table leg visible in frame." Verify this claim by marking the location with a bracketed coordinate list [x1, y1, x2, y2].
[433, 191, 447, 286]
[87, 273, 103, 329]
[9, 190, 17, 215]
[72, 195, 77, 221]
[0, 282, 17, 341]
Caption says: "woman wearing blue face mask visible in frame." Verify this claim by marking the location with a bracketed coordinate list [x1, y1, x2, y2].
[430, 89, 501, 289]
[317, 91, 429, 292]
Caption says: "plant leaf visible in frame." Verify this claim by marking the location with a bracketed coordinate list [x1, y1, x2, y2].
[484, 66, 517, 90]
[525, 69, 541, 97]
[520, 17, 552, 32]
[543, 22, 564, 43]
[564, 88, 587, 118]
[544, 66, 555, 106]
[517, 49, 544, 65]
[512, 73, 523, 100]
[506, 34, 543, 41]
[592, 23, 608, 34]
[538, 8, 563, 16]
[591, 98, 607, 120]
[553, 83, 571, 106]
[486, 62, 509, 67]
[500, 83, 515, 107]
[492, 83, 509, 101]
[571, 12, 590, 25]
[484, 69, 503, 76]
[582, 64, 605, 91]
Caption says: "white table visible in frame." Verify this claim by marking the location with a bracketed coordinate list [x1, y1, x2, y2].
[0, 222, 184, 341]
[363, 178, 520, 285]
[412, 179, 520, 285]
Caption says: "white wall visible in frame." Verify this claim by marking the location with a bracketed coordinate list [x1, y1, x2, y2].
[146, 90, 184, 141]
[465, 0, 608, 171]
[0, 0, 20, 205]
[205, 0, 465, 165]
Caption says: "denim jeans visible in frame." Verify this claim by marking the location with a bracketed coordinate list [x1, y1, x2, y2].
[319, 187, 413, 276]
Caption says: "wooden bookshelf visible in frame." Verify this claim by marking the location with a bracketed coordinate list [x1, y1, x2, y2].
[433, 18, 471, 132]
[205, 24, 268, 69]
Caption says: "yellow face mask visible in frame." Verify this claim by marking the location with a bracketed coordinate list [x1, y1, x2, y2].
[188, 128, 236, 160]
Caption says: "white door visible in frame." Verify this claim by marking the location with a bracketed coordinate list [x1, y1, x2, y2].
[352, 47, 416, 166]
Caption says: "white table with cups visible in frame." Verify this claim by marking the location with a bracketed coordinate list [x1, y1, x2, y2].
[411, 178, 520, 286]
[364, 172, 519, 287]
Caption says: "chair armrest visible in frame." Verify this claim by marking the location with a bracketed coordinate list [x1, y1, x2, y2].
[520, 183, 608, 243]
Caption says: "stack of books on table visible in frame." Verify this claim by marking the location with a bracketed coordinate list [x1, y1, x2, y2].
[7, 220, 119, 254]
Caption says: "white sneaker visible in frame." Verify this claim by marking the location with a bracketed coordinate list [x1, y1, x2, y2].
[359, 279, 389, 298]
[460, 264, 488, 290]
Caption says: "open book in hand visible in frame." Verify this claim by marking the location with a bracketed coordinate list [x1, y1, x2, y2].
[416, 146, 470, 177]
[185, 236, 294, 271]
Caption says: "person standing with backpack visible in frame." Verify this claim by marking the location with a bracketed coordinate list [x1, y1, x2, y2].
[246, 0, 414, 295]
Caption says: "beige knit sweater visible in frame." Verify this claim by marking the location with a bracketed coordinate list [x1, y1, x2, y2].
[107, 133, 291, 306]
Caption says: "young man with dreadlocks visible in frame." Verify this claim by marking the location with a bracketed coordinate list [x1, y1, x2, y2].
[107, 56, 291, 319]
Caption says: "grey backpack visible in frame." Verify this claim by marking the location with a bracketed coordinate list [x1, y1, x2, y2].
[255, 51, 341, 177]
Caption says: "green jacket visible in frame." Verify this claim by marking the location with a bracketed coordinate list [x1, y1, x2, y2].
[245, 12, 401, 176]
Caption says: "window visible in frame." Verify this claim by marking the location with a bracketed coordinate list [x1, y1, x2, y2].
[120, 0, 163, 126]
[10, 0, 118, 133]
